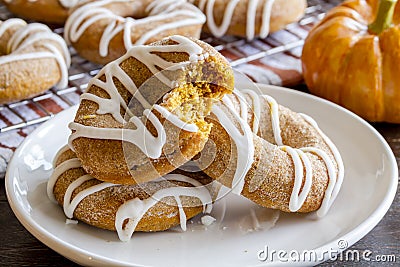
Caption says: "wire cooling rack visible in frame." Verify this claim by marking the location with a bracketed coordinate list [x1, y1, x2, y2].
[0, 0, 342, 133]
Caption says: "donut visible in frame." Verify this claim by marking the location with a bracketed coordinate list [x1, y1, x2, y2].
[198, 89, 344, 217]
[64, 0, 207, 65]
[48, 147, 217, 241]
[1, 0, 83, 24]
[189, 0, 307, 40]
[68, 35, 234, 185]
[0, 18, 70, 104]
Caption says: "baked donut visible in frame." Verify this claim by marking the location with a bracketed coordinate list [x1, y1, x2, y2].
[64, 0, 207, 64]
[0, 18, 70, 104]
[48, 147, 217, 241]
[1, 0, 83, 24]
[198, 89, 344, 217]
[68, 35, 234, 185]
[189, 0, 307, 40]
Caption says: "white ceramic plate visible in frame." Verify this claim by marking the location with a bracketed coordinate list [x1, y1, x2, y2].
[6, 84, 398, 267]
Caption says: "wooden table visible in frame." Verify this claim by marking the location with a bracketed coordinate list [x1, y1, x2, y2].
[0, 121, 399, 266]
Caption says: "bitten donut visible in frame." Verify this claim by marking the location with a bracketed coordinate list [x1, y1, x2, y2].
[68, 35, 234, 185]
[0, 18, 70, 104]
[64, 0, 206, 64]
[48, 147, 217, 241]
[189, 0, 307, 40]
[199, 89, 344, 217]
[1, 0, 83, 24]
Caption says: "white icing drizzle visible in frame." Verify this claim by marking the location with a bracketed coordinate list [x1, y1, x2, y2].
[64, 0, 206, 58]
[47, 153, 212, 241]
[0, 18, 70, 88]
[147, 0, 187, 15]
[68, 35, 206, 160]
[204, 0, 240, 37]
[68, 104, 198, 159]
[289, 148, 312, 212]
[0, 18, 26, 38]
[58, 0, 81, 8]
[218, 89, 344, 216]
[300, 113, 345, 217]
[213, 95, 255, 195]
[192, 0, 276, 40]
[4, 0, 81, 8]
[262, 94, 283, 146]
[63, 175, 114, 218]
[281, 146, 313, 212]
[153, 105, 199, 133]
[47, 158, 81, 203]
[241, 89, 261, 134]
[52, 144, 70, 166]
[116, 173, 212, 241]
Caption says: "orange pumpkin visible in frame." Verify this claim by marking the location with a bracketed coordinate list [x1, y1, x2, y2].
[302, 0, 400, 122]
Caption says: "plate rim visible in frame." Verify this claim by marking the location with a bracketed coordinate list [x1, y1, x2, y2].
[5, 84, 399, 266]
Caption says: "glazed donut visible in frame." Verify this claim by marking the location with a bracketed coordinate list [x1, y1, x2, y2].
[1, 0, 83, 24]
[48, 147, 217, 241]
[68, 35, 234, 185]
[199, 89, 344, 217]
[0, 18, 70, 104]
[64, 0, 206, 64]
[189, 0, 307, 40]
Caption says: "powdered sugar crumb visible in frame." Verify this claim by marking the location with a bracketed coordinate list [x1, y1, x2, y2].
[66, 219, 79, 225]
[201, 215, 216, 226]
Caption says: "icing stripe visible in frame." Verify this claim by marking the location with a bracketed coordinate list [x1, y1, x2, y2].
[291, 149, 313, 211]
[218, 89, 344, 216]
[147, 0, 188, 15]
[301, 147, 337, 217]
[262, 94, 283, 146]
[48, 153, 213, 242]
[69, 36, 206, 162]
[47, 158, 81, 203]
[0, 18, 26, 39]
[64, 0, 206, 58]
[193, 0, 276, 40]
[241, 89, 262, 134]
[204, 0, 240, 37]
[300, 114, 345, 217]
[69, 106, 168, 159]
[212, 99, 255, 195]
[52, 145, 70, 166]
[63, 175, 114, 218]
[153, 105, 199, 133]
[68, 103, 198, 158]
[58, 0, 81, 8]
[115, 173, 212, 241]
[0, 19, 70, 89]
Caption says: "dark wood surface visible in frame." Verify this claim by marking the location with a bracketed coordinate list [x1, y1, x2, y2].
[0, 122, 398, 266]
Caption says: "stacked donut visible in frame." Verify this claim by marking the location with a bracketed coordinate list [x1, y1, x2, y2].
[0, 0, 207, 103]
[0, 18, 70, 104]
[189, 0, 307, 40]
[63, 0, 208, 64]
[61, 0, 307, 64]
[0, 1, 75, 104]
[1, 0, 84, 24]
[48, 35, 235, 241]
[3, 0, 308, 65]
[0, 0, 308, 104]
[47, 35, 344, 241]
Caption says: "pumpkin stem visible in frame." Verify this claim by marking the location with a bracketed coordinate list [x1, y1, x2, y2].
[369, 0, 398, 35]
